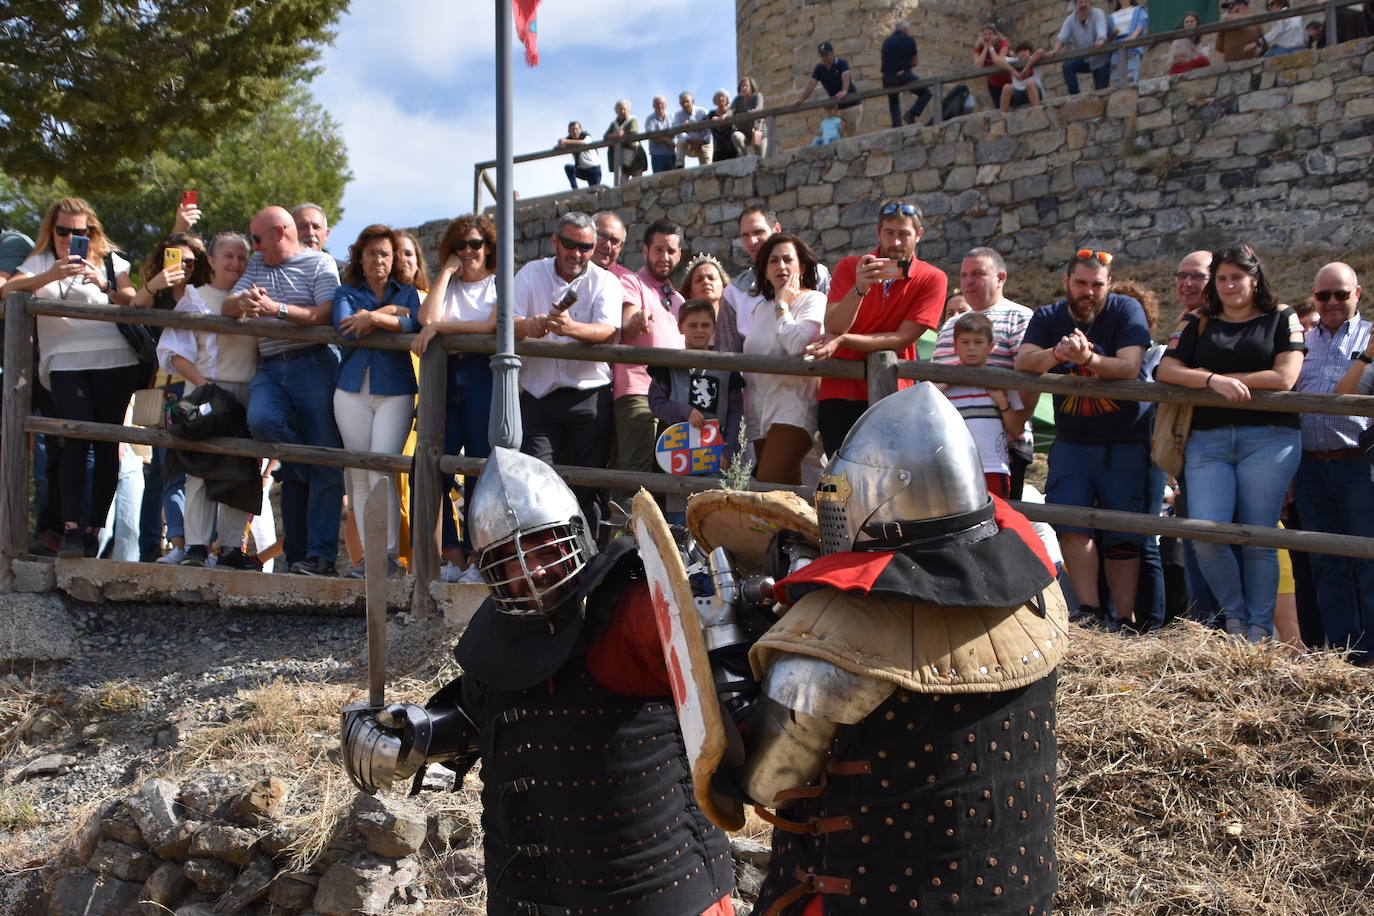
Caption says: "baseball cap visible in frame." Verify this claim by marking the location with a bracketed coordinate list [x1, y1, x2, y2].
[817, 41, 834, 54]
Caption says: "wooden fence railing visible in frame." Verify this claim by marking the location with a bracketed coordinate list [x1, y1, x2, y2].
[5, 292, 1374, 615]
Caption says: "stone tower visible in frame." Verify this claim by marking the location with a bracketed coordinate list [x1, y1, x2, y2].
[735, 0, 1065, 152]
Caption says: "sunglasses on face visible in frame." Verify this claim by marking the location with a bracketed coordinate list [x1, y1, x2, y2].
[557, 235, 595, 253]
[880, 202, 919, 217]
[1314, 288, 1354, 302]
[54, 225, 88, 237]
[457, 238, 486, 251]
[1075, 248, 1114, 266]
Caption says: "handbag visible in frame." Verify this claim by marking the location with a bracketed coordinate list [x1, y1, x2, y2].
[106, 252, 158, 364]
[131, 388, 171, 428]
[1150, 315, 1208, 476]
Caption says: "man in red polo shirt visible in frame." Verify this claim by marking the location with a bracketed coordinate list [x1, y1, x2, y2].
[806, 198, 946, 455]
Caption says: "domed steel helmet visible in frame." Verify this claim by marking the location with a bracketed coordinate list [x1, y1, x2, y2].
[469, 447, 596, 617]
[815, 382, 992, 554]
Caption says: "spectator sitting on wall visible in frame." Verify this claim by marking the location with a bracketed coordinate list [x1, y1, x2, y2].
[1169, 11, 1212, 73]
[707, 89, 740, 160]
[557, 121, 602, 189]
[1109, 0, 1150, 86]
[1001, 41, 1046, 111]
[797, 41, 863, 137]
[972, 23, 1014, 109]
[811, 105, 844, 145]
[1215, 0, 1263, 61]
[882, 18, 932, 127]
[1050, 0, 1113, 95]
[731, 76, 769, 157]
[644, 95, 676, 174]
[672, 92, 713, 168]
[1248, 0, 1307, 56]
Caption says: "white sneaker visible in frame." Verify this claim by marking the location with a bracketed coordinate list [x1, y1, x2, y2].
[439, 563, 462, 584]
[205, 553, 218, 569]
[155, 547, 185, 565]
[457, 564, 484, 585]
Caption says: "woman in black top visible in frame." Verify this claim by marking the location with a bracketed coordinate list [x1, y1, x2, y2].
[1156, 244, 1306, 641]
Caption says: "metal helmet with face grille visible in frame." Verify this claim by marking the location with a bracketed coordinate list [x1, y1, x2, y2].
[468, 447, 596, 617]
[815, 382, 992, 554]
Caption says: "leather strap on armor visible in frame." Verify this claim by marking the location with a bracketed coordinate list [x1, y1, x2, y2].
[760, 870, 853, 916]
[753, 804, 853, 837]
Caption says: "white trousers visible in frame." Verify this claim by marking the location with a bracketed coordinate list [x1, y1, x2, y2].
[184, 379, 253, 550]
[333, 377, 413, 558]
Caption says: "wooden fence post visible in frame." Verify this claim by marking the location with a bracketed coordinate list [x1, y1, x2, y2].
[410, 343, 446, 617]
[0, 293, 34, 588]
[865, 349, 899, 404]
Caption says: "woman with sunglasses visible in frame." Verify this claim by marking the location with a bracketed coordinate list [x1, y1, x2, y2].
[414, 215, 498, 582]
[7, 197, 142, 558]
[1156, 244, 1306, 642]
[743, 232, 825, 484]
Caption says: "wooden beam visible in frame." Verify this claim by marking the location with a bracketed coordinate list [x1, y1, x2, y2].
[0, 292, 35, 586]
[410, 345, 446, 617]
[866, 350, 899, 404]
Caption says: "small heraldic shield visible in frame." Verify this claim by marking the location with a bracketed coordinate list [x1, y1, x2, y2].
[630, 489, 745, 829]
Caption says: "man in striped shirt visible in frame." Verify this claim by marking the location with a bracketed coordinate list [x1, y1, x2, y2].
[1293, 261, 1374, 665]
[932, 247, 1038, 497]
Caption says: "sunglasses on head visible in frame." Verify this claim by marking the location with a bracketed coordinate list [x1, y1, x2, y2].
[457, 238, 486, 251]
[54, 225, 88, 237]
[1075, 248, 1114, 266]
[1314, 288, 1354, 303]
[880, 202, 919, 217]
[557, 235, 595, 253]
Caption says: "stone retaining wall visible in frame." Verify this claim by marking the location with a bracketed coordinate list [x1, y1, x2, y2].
[414, 40, 1374, 279]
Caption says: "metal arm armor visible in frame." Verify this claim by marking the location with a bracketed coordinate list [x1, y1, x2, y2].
[733, 653, 895, 809]
[340, 683, 481, 795]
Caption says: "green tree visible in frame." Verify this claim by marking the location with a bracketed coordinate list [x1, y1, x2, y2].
[0, 88, 352, 270]
[0, 0, 349, 187]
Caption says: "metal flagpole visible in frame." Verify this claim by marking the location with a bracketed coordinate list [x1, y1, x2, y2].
[489, 0, 522, 450]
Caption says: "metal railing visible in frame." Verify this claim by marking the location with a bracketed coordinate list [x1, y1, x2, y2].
[5, 292, 1374, 618]
[471, 0, 1357, 210]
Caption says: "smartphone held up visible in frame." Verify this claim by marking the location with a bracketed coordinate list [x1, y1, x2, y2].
[68, 234, 90, 261]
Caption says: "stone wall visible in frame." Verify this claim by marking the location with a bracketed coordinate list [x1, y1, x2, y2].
[414, 40, 1374, 280]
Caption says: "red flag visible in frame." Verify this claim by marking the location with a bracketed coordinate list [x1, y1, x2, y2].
[513, 0, 541, 66]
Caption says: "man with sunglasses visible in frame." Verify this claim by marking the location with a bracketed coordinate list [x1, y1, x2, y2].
[1297, 263, 1374, 665]
[512, 211, 623, 537]
[807, 198, 945, 456]
[1016, 248, 1152, 631]
[612, 219, 685, 476]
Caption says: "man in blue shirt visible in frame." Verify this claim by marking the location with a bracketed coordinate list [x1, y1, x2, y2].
[1050, 0, 1113, 94]
[797, 41, 863, 137]
[880, 19, 931, 127]
[1016, 249, 1152, 631]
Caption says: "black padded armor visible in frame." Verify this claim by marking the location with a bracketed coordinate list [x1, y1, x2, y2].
[753, 672, 1058, 916]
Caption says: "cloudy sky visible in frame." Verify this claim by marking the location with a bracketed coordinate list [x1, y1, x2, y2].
[311, 0, 739, 257]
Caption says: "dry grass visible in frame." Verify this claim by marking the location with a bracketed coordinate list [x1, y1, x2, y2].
[1054, 622, 1374, 915]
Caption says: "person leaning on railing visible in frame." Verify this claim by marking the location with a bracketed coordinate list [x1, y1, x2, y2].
[742, 232, 825, 485]
[603, 99, 647, 182]
[1155, 243, 1307, 643]
[5, 197, 141, 560]
[332, 225, 421, 580]
[730, 76, 768, 157]
[1168, 11, 1212, 74]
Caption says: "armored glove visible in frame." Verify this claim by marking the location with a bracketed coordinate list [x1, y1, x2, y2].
[340, 697, 479, 795]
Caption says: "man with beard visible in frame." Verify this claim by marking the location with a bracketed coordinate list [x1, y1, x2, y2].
[612, 218, 685, 474]
[1015, 249, 1151, 630]
[512, 210, 623, 535]
[806, 199, 945, 456]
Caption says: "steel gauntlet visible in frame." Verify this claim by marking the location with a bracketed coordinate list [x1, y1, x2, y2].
[340, 695, 479, 795]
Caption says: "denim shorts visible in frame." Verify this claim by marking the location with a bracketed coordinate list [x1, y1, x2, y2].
[1045, 439, 1147, 545]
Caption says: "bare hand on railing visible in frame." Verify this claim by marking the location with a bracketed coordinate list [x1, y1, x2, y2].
[172, 202, 202, 233]
[804, 334, 843, 361]
[339, 309, 378, 338]
[411, 325, 440, 356]
[1207, 373, 1252, 402]
[1053, 329, 1095, 367]
[545, 310, 576, 337]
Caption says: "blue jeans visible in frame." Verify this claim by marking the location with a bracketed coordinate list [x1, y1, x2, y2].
[248, 347, 343, 564]
[1292, 457, 1374, 663]
[564, 163, 602, 188]
[650, 151, 676, 173]
[1185, 425, 1301, 637]
[1062, 58, 1112, 94]
[441, 354, 493, 552]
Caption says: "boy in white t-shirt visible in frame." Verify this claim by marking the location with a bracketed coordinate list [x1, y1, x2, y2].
[939, 312, 1030, 498]
[1001, 41, 1046, 112]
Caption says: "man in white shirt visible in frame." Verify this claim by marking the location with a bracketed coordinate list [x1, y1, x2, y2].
[671, 92, 713, 168]
[512, 211, 624, 535]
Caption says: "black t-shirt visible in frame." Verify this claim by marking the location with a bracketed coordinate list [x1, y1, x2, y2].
[881, 31, 918, 73]
[1162, 307, 1307, 429]
[811, 59, 862, 108]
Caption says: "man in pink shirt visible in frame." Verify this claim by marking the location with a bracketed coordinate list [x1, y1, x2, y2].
[592, 210, 634, 281]
[613, 218, 685, 474]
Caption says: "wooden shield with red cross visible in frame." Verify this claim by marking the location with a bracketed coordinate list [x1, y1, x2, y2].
[630, 489, 745, 830]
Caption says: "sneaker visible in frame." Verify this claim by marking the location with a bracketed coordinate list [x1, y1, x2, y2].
[81, 531, 99, 558]
[29, 530, 60, 558]
[181, 545, 209, 567]
[457, 564, 484, 585]
[155, 546, 186, 565]
[58, 529, 84, 559]
[290, 556, 337, 577]
[439, 562, 462, 584]
[215, 547, 262, 571]
[344, 562, 366, 580]
[1069, 603, 1105, 629]
[387, 557, 404, 579]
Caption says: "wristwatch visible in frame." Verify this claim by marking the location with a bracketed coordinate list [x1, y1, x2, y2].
[277, 303, 289, 321]
[1354, 352, 1373, 364]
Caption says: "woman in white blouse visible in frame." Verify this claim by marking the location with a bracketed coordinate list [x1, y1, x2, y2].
[742, 232, 825, 484]
[412, 215, 498, 579]
[6, 197, 139, 558]
[1249, 0, 1306, 55]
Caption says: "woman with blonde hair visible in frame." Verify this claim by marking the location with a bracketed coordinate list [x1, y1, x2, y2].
[677, 253, 738, 351]
[7, 197, 141, 558]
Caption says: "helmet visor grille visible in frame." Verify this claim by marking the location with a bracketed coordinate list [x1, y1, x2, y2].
[817, 500, 851, 555]
[476, 522, 588, 616]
